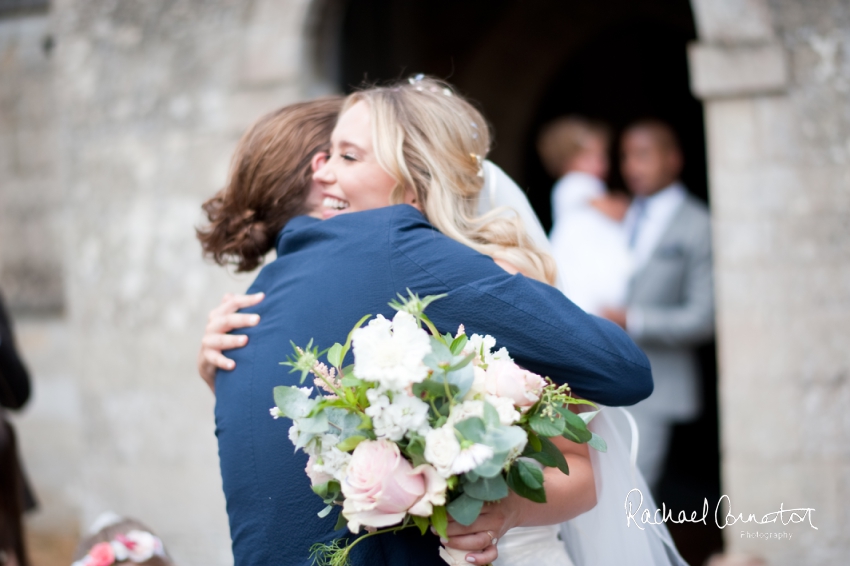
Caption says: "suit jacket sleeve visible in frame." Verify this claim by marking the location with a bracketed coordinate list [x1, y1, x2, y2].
[0, 294, 31, 409]
[447, 277, 653, 406]
[628, 211, 715, 347]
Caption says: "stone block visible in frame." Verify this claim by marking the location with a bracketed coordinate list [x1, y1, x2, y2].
[690, 0, 774, 44]
[689, 42, 789, 99]
[705, 99, 758, 169]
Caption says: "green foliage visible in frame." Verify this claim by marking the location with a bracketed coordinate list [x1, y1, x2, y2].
[450, 333, 469, 355]
[463, 474, 509, 501]
[454, 417, 486, 443]
[411, 514, 430, 535]
[335, 435, 367, 452]
[327, 343, 345, 369]
[507, 461, 547, 503]
[447, 492, 484, 526]
[588, 432, 608, 453]
[555, 406, 592, 443]
[431, 506, 449, 539]
[281, 339, 323, 383]
[528, 409, 566, 437]
[523, 434, 569, 475]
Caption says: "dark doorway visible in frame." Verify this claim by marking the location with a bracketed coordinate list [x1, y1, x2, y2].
[336, 1, 722, 563]
[522, 19, 708, 231]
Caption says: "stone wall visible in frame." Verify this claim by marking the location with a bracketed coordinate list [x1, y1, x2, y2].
[3, 0, 313, 563]
[692, 0, 850, 564]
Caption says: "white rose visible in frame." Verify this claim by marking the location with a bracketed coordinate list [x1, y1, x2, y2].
[446, 400, 485, 426]
[353, 312, 432, 392]
[424, 425, 461, 478]
[485, 395, 520, 425]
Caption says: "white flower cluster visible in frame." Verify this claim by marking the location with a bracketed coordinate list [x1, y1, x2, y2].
[365, 389, 431, 441]
[352, 311, 432, 392]
[296, 431, 351, 481]
[466, 333, 511, 366]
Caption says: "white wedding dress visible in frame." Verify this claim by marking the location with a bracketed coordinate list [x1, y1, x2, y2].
[479, 162, 687, 566]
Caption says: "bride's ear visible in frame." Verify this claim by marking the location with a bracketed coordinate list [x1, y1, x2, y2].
[403, 186, 422, 211]
[311, 151, 329, 173]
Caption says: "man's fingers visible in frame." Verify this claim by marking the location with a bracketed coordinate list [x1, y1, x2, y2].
[208, 313, 261, 333]
[204, 348, 236, 371]
[202, 333, 249, 351]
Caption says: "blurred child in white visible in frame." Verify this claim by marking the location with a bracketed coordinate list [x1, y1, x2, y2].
[538, 117, 632, 316]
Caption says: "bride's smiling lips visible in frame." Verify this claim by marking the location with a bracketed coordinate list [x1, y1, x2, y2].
[321, 193, 351, 219]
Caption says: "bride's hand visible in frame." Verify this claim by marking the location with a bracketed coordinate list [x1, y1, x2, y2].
[197, 292, 264, 393]
[442, 494, 524, 565]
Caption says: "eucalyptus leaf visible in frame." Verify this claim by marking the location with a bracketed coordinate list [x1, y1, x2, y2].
[318, 504, 333, 518]
[423, 337, 454, 371]
[472, 450, 508, 478]
[333, 510, 348, 531]
[446, 493, 484, 526]
[448, 352, 476, 372]
[463, 474, 509, 501]
[453, 417, 486, 443]
[273, 385, 317, 420]
[588, 432, 608, 453]
[482, 402, 501, 429]
[325, 408, 363, 441]
[446, 364, 474, 398]
[297, 411, 329, 434]
[483, 425, 527, 454]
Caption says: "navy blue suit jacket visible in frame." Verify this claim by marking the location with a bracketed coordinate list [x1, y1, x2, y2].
[215, 205, 652, 565]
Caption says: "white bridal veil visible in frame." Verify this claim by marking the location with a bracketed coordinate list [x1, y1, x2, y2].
[480, 161, 688, 566]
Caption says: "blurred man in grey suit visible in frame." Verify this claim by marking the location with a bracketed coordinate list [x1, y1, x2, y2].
[601, 120, 714, 489]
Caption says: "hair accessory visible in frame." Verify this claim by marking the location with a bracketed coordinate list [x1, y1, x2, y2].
[407, 74, 453, 97]
[470, 153, 484, 177]
[71, 530, 167, 566]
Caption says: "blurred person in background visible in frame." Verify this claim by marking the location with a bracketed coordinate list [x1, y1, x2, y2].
[600, 119, 714, 491]
[539, 116, 632, 316]
[71, 513, 175, 566]
[0, 290, 34, 566]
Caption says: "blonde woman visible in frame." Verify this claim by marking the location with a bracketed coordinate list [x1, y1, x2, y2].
[198, 77, 653, 566]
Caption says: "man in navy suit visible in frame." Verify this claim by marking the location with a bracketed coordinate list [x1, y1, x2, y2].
[215, 205, 653, 565]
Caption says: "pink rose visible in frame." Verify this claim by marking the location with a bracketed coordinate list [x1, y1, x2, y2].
[86, 542, 115, 566]
[305, 455, 333, 486]
[342, 439, 446, 532]
[483, 359, 546, 407]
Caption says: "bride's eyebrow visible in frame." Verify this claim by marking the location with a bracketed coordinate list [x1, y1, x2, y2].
[338, 140, 366, 154]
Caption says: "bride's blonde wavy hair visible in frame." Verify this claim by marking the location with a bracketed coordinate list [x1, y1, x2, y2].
[344, 77, 557, 285]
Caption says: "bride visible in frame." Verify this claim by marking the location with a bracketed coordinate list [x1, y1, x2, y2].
[196, 76, 684, 566]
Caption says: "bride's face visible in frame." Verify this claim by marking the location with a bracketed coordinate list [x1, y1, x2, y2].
[312, 101, 405, 220]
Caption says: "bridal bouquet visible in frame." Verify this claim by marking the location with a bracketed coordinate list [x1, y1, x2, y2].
[271, 291, 605, 566]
